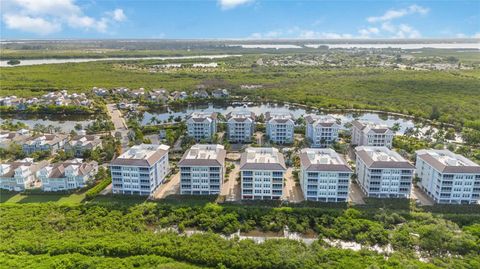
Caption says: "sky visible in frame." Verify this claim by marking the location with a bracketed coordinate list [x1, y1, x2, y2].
[1, 0, 479, 39]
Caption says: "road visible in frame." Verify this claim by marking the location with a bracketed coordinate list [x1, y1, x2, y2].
[282, 168, 304, 203]
[106, 104, 129, 151]
[348, 181, 366, 205]
[220, 162, 241, 201]
[411, 183, 434, 206]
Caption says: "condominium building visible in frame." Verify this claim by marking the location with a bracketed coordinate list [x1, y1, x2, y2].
[304, 114, 340, 147]
[265, 112, 295, 144]
[38, 159, 98, 191]
[186, 112, 217, 142]
[64, 135, 102, 157]
[110, 144, 170, 195]
[299, 148, 352, 202]
[226, 111, 255, 143]
[351, 120, 394, 148]
[240, 147, 287, 200]
[416, 149, 480, 204]
[22, 134, 68, 155]
[178, 144, 226, 195]
[0, 158, 48, 191]
[355, 146, 414, 198]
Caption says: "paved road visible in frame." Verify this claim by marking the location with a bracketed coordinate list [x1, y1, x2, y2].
[282, 168, 304, 203]
[220, 162, 241, 201]
[151, 172, 180, 199]
[106, 104, 129, 151]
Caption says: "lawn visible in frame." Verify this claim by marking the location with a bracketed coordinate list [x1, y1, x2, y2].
[0, 190, 86, 204]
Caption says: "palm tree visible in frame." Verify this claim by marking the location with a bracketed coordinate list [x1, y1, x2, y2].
[149, 116, 158, 125]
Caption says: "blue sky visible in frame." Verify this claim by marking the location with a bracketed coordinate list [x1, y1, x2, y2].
[1, 0, 479, 39]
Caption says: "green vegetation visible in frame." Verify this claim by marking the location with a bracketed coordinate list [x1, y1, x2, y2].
[0, 120, 27, 131]
[0, 202, 479, 268]
[85, 167, 112, 200]
[1, 59, 479, 125]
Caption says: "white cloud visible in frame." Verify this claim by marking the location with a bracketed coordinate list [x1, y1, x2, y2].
[473, 33, 480, 38]
[218, 0, 253, 10]
[2, 0, 126, 35]
[110, 9, 126, 22]
[394, 24, 421, 38]
[358, 27, 380, 38]
[249, 27, 353, 39]
[3, 14, 61, 35]
[367, 4, 429, 23]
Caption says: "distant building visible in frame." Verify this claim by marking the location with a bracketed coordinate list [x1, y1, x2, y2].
[240, 147, 286, 200]
[304, 115, 340, 147]
[92, 87, 109, 96]
[149, 89, 168, 103]
[299, 148, 352, 202]
[227, 111, 255, 143]
[186, 112, 218, 142]
[112, 87, 130, 95]
[351, 120, 394, 148]
[129, 88, 145, 98]
[355, 146, 414, 198]
[22, 134, 68, 155]
[38, 159, 98, 191]
[0, 158, 48, 191]
[212, 89, 229, 98]
[193, 89, 209, 99]
[178, 144, 226, 195]
[64, 135, 102, 157]
[171, 91, 188, 100]
[110, 144, 170, 195]
[266, 112, 295, 144]
[0, 130, 30, 149]
[416, 149, 480, 204]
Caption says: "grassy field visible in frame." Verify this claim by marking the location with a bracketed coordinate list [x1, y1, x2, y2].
[1, 58, 479, 124]
[0, 190, 86, 204]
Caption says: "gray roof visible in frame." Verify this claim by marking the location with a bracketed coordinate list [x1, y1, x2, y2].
[110, 145, 169, 167]
[299, 149, 352, 172]
[178, 144, 226, 167]
[0, 160, 48, 178]
[416, 149, 480, 174]
[239, 148, 287, 171]
[356, 146, 414, 169]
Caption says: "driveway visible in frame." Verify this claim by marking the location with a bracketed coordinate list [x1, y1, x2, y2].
[106, 104, 129, 151]
[411, 183, 434, 206]
[282, 168, 304, 203]
[151, 172, 180, 199]
[348, 181, 366, 205]
[220, 162, 241, 201]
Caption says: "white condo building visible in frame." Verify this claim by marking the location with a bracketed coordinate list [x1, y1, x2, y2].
[110, 144, 170, 195]
[178, 144, 226, 195]
[416, 149, 480, 204]
[38, 159, 98, 191]
[304, 115, 340, 147]
[227, 111, 255, 143]
[0, 158, 48, 191]
[265, 112, 295, 144]
[351, 120, 394, 148]
[186, 112, 217, 142]
[299, 148, 352, 202]
[240, 147, 286, 200]
[355, 146, 414, 198]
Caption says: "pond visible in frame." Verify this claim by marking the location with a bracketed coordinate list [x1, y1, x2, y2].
[141, 102, 419, 135]
[0, 114, 95, 132]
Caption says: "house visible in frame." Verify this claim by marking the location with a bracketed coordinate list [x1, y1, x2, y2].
[0, 96, 18, 107]
[416, 149, 480, 204]
[64, 135, 102, 157]
[266, 112, 295, 144]
[92, 87, 109, 96]
[0, 158, 48, 191]
[299, 148, 352, 202]
[186, 112, 217, 142]
[129, 88, 146, 98]
[112, 87, 130, 95]
[351, 120, 394, 148]
[355, 146, 414, 198]
[240, 147, 287, 200]
[149, 89, 169, 103]
[0, 130, 30, 149]
[193, 89, 209, 99]
[171, 91, 188, 100]
[159, 129, 167, 139]
[212, 89, 229, 98]
[110, 144, 170, 195]
[304, 115, 340, 147]
[226, 111, 255, 143]
[22, 134, 68, 155]
[38, 159, 98, 191]
[178, 144, 226, 195]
